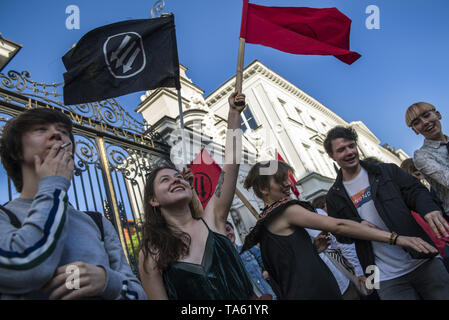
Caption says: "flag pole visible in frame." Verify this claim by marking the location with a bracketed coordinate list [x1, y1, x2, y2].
[157, 8, 187, 168]
[177, 88, 188, 167]
[233, 1, 257, 217]
[235, 0, 249, 94]
[235, 37, 262, 219]
[235, 37, 246, 94]
[235, 187, 259, 219]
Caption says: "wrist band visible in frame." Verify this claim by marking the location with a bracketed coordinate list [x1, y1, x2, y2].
[393, 234, 399, 245]
[389, 232, 398, 245]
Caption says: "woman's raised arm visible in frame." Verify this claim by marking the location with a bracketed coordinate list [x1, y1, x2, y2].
[203, 92, 245, 234]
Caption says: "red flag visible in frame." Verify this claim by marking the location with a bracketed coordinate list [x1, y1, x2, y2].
[276, 152, 300, 199]
[190, 148, 222, 208]
[240, 1, 361, 65]
[411, 211, 449, 258]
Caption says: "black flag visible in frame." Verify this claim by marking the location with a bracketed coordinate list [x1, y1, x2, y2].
[62, 14, 180, 105]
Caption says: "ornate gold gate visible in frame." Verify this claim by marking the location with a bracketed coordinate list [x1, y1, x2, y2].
[0, 70, 171, 274]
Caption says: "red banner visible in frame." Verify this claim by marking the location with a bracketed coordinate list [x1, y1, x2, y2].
[190, 148, 222, 208]
[240, 1, 361, 65]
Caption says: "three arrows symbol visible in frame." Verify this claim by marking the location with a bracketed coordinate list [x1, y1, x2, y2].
[109, 35, 141, 74]
[195, 176, 207, 199]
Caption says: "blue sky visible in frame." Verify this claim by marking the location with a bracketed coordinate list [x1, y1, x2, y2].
[1, 0, 448, 157]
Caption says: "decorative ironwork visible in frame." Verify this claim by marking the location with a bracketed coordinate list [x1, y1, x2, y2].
[0, 68, 172, 275]
[0, 114, 13, 135]
[151, 0, 165, 18]
[75, 136, 100, 167]
[106, 143, 157, 182]
[102, 200, 113, 223]
[0, 69, 166, 144]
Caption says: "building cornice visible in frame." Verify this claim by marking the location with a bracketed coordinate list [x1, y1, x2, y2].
[179, 64, 205, 94]
[298, 171, 335, 185]
[205, 60, 347, 126]
[349, 121, 380, 144]
[136, 66, 205, 113]
[135, 88, 181, 113]
[381, 144, 409, 159]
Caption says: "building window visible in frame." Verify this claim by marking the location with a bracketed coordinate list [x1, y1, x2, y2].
[303, 144, 319, 172]
[296, 108, 303, 124]
[240, 105, 258, 133]
[309, 115, 319, 132]
[278, 98, 286, 108]
[321, 122, 327, 133]
[319, 150, 334, 176]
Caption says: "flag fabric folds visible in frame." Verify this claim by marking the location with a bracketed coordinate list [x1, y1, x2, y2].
[276, 152, 300, 199]
[190, 148, 223, 209]
[240, 1, 361, 65]
[62, 15, 180, 105]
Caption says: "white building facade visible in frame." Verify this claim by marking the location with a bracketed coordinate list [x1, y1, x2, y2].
[136, 60, 408, 243]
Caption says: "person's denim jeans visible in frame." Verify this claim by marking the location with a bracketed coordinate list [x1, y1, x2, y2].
[378, 258, 449, 300]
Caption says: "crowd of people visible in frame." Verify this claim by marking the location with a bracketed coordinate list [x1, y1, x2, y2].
[0, 92, 447, 300]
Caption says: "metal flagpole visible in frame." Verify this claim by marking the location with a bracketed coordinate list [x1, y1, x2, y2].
[177, 88, 188, 166]
[152, 1, 188, 166]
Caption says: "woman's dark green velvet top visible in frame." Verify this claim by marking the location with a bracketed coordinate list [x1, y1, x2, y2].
[162, 219, 253, 300]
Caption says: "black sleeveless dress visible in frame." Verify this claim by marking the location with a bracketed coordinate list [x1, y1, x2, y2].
[162, 219, 253, 300]
[259, 198, 342, 300]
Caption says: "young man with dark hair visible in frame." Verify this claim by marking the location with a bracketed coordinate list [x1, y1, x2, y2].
[324, 125, 449, 300]
[0, 108, 146, 300]
[405, 102, 449, 215]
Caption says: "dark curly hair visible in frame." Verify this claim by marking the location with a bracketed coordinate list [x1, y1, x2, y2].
[323, 126, 358, 155]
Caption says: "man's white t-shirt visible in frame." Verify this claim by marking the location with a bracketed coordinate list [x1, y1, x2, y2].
[342, 167, 426, 281]
[306, 209, 364, 294]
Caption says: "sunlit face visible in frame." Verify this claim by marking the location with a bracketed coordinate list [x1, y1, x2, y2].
[263, 176, 291, 202]
[225, 223, 235, 244]
[21, 122, 72, 167]
[328, 138, 360, 171]
[410, 109, 442, 140]
[150, 168, 192, 208]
